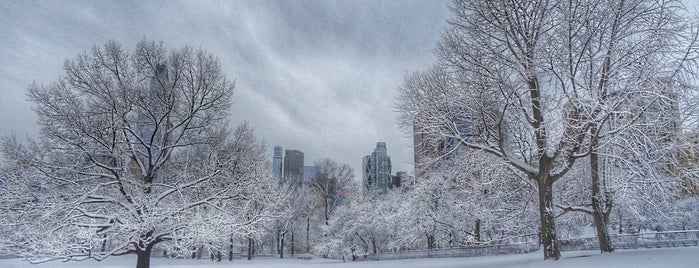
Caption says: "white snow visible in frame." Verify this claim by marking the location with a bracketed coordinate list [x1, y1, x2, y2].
[1, 247, 697, 268]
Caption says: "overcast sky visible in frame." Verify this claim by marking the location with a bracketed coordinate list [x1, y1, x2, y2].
[0, 0, 451, 176]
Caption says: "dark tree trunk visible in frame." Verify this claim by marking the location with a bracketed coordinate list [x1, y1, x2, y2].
[279, 232, 285, 259]
[371, 237, 377, 254]
[591, 202, 614, 253]
[590, 134, 614, 253]
[527, 71, 561, 260]
[136, 246, 152, 268]
[324, 199, 329, 226]
[426, 233, 436, 249]
[475, 219, 481, 243]
[247, 237, 253, 260]
[538, 179, 561, 260]
[306, 216, 311, 253]
[291, 231, 295, 256]
[101, 235, 107, 252]
[276, 230, 280, 256]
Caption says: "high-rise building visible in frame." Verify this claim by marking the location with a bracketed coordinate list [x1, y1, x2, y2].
[413, 125, 428, 179]
[362, 155, 372, 190]
[272, 146, 283, 181]
[304, 165, 318, 182]
[363, 142, 392, 192]
[413, 119, 473, 178]
[283, 149, 304, 185]
[134, 64, 169, 179]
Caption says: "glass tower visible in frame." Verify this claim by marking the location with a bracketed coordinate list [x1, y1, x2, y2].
[363, 142, 392, 192]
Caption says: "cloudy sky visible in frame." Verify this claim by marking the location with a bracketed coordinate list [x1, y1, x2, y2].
[0, 0, 451, 176]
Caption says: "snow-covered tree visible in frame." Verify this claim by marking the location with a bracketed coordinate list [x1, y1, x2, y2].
[397, 0, 699, 259]
[310, 158, 354, 226]
[411, 149, 539, 249]
[314, 181, 365, 259]
[0, 40, 272, 268]
[318, 184, 407, 259]
[266, 181, 311, 259]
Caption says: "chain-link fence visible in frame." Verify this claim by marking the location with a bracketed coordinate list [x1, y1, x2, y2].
[329, 230, 699, 262]
[559, 230, 699, 251]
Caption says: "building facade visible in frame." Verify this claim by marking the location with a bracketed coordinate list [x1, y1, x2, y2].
[363, 142, 392, 192]
[362, 155, 372, 190]
[391, 171, 408, 188]
[283, 149, 304, 184]
[272, 146, 284, 181]
[303, 165, 318, 183]
[133, 64, 169, 180]
[413, 118, 473, 179]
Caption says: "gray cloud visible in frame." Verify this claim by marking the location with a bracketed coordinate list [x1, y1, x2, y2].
[0, 0, 450, 176]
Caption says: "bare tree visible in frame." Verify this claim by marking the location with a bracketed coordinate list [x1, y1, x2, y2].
[310, 158, 354, 226]
[266, 181, 310, 259]
[0, 40, 271, 268]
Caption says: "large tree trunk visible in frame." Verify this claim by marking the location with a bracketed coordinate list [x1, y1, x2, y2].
[538, 179, 561, 260]
[136, 246, 152, 268]
[475, 219, 481, 243]
[291, 231, 295, 256]
[590, 135, 614, 253]
[275, 230, 280, 256]
[279, 232, 285, 259]
[371, 236, 377, 254]
[247, 237, 253, 260]
[426, 233, 436, 249]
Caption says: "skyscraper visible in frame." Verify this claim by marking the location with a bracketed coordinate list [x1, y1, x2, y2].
[363, 142, 392, 192]
[413, 118, 472, 178]
[362, 155, 372, 190]
[134, 64, 169, 179]
[272, 146, 283, 181]
[283, 149, 304, 185]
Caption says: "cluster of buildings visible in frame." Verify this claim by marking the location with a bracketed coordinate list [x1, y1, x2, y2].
[270, 142, 410, 194]
[272, 146, 317, 185]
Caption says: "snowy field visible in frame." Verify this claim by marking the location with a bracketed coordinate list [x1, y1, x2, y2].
[1, 247, 698, 268]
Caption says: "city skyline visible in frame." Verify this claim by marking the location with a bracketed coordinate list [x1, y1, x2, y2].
[274, 142, 404, 184]
[0, 0, 451, 177]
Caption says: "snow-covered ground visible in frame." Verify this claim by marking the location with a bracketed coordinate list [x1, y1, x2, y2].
[1, 247, 697, 268]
